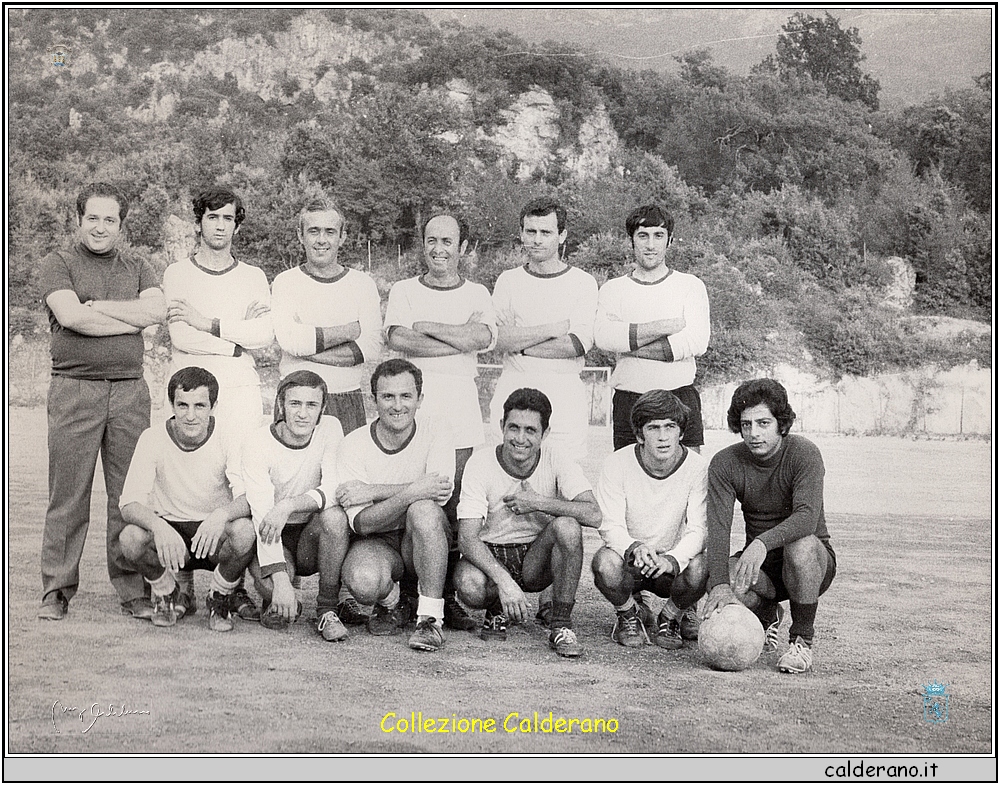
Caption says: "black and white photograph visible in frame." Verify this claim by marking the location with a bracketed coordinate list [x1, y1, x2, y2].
[5, 5, 994, 779]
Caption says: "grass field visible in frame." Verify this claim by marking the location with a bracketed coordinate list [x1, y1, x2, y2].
[5, 406, 993, 756]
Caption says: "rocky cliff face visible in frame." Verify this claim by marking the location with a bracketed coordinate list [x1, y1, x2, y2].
[124, 14, 623, 183]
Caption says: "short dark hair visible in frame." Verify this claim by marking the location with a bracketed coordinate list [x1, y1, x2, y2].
[76, 182, 129, 221]
[167, 366, 219, 406]
[274, 370, 328, 424]
[423, 213, 469, 247]
[625, 205, 674, 243]
[519, 198, 566, 234]
[502, 388, 552, 433]
[726, 378, 797, 436]
[630, 389, 689, 440]
[298, 197, 346, 234]
[370, 358, 423, 398]
[193, 187, 246, 229]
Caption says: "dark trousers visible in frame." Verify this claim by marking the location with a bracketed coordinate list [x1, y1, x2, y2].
[42, 376, 150, 604]
[612, 386, 705, 451]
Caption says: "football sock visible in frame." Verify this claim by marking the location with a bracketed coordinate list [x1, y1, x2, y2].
[417, 595, 445, 624]
[149, 570, 177, 598]
[210, 568, 239, 597]
[788, 601, 817, 645]
[379, 582, 400, 609]
[551, 601, 574, 629]
[317, 585, 340, 615]
[445, 549, 462, 592]
[176, 569, 195, 595]
[755, 599, 780, 629]
[662, 597, 682, 621]
[614, 596, 637, 614]
[400, 575, 419, 600]
[338, 586, 356, 603]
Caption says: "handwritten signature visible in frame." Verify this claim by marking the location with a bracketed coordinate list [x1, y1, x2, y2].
[51, 699, 150, 734]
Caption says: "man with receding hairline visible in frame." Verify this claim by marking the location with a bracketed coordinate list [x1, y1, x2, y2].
[38, 182, 166, 621]
[271, 197, 384, 626]
[271, 197, 383, 436]
[384, 212, 495, 632]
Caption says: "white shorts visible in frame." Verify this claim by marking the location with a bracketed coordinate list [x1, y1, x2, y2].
[488, 370, 589, 457]
[417, 372, 486, 450]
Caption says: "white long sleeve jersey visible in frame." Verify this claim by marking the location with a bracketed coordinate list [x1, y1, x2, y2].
[242, 416, 344, 568]
[493, 263, 598, 377]
[595, 445, 708, 574]
[594, 270, 710, 392]
[162, 257, 274, 389]
[271, 265, 384, 393]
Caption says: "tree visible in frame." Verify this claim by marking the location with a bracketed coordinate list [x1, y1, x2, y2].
[675, 49, 729, 91]
[773, 12, 880, 110]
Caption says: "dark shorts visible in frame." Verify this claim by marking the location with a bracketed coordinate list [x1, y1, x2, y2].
[324, 390, 367, 435]
[485, 542, 533, 590]
[351, 527, 405, 554]
[738, 539, 837, 603]
[166, 520, 218, 572]
[631, 571, 676, 598]
[612, 385, 705, 451]
[281, 522, 307, 562]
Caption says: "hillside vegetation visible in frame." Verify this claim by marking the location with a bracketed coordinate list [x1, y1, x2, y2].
[8, 8, 992, 383]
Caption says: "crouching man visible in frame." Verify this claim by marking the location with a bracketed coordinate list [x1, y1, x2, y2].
[455, 388, 601, 658]
[592, 390, 708, 649]
[337, 359, 456, 652]
[118, 367, 255, 630]
[702, 379, 837, 674]
[243, 370, 353, 641]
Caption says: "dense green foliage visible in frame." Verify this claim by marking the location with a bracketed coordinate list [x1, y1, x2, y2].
[7, 8, 991, 383]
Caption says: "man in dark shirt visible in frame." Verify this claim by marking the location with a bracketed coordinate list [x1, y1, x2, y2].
[37, 182, 166, 621]
[702, 379, 837, 674]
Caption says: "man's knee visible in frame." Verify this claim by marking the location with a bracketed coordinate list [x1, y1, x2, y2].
[224, 518, 256, 557]
[342, 545, 394, 604]
[592, 546, 625, 587]
[679, 551, 708, 589]
[316, 506, 350, 542]
[550, 516, 582, 551]
[453, 560, 489, 608]
[119, 525, 152, 562]
[406, 500, 448, 538]
[784, 536, 825, 569]
[783, 536, 827, 581]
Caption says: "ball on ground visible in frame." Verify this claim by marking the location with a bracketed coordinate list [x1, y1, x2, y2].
[698, 603, 765, 671]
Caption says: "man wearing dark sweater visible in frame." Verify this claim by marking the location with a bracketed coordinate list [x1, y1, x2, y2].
[38, 183, 166, 621]
[702, 379, 836, 673]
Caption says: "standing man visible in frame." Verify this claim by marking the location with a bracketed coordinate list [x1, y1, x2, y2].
[455, 388, 601, 658]
[242, 371, 353, 641]
[703, 379, 837, 674]
[118, 367, 256, 631]
[162, 186, 273, 620]
[488, 198, 598, 459]
[383, 213, 496, 631]
[271, 197, 383, 435]
[592, 390, 707, 649]
[594, 205, 710, 453]
[38, 182, 165, 620]
[337, 359, 455, 652]
[271, 197, 384, 627]
[162, 187, 273, 435]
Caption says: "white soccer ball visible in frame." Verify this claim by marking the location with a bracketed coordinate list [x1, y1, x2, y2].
[698, 603, 765, 671]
